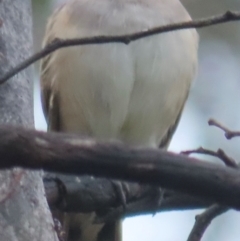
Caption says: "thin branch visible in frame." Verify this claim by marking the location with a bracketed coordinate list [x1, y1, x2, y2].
[184, 145, 238, 241]
[187, 204, 229, 241]
[208, 118, 240, 139]
[1, 10, 240, 84]
[217, 149, 239, 168]
[0, 125, 240, 208]
[182, 147, 238, 168]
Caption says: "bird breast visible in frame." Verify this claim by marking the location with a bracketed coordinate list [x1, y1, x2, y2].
[47, 0, 198, 147]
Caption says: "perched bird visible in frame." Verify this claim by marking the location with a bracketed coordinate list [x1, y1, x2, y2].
[40, 0, 198, 240]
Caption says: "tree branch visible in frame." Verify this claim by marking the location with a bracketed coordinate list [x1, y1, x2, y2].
[184, 145, 238, 241]
[182, 147, 238, 168]
[0, 125, 240, 208]
[187, 204, 228, 241]
[44, 174, 211, 222]
[1, 10, 240, 84]
[209, 118, 240, 139]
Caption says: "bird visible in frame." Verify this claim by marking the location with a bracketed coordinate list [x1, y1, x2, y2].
[40, 0, 198, 240]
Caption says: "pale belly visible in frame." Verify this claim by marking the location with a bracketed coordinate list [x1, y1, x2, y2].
[52, 0, 198, 147]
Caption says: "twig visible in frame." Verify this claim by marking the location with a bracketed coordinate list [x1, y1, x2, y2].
[187, 204, 228, 241]
[184, 146, 238, 241]
[208, 118, 240, 139]
[1, 10, 240, 84]
[182, 147, 238, 168]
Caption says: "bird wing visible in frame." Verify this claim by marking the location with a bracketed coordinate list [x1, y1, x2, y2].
[40, 6, 63, 131]
[158, 97, 188, 149]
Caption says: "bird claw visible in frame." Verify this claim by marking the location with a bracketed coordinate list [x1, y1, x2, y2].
[111, 180, 129, 211]
[152, 187, 165, 217]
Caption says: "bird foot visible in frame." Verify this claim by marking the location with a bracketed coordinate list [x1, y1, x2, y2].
[152, 187, 165, 216]
[111, 180, 129, 210]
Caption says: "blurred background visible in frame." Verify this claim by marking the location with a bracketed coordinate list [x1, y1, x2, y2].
[32, 0, 240, 240]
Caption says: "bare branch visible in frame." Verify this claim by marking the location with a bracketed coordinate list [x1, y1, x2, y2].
[209, 118, 240, 139]
[182, 147, 238, 168]
[1, 10, 240, 84]
[1, 125, 240, 208]
[187, 204, 228, 241]
[184, 145, 238, 241]
[44, 175, 211, 222]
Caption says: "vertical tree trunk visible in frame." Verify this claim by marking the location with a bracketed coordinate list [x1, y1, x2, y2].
[0, 1, 57, 240]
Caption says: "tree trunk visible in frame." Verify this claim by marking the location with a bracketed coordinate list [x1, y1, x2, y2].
[0, 1, 57, 240]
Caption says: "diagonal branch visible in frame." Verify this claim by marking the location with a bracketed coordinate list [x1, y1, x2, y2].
[1, 10, 240, 84]
[187, 204, 228, 241]
[209, 118, 240, 139]
[184, 145, 238, 241]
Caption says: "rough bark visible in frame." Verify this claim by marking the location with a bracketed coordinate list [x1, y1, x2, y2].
[44, 174, 211, 221]
[0, 126, 238, 209]
[0, 1, 57, 241]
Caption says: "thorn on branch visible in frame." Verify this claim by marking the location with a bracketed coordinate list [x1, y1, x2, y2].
[224, 10, 238, 19]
